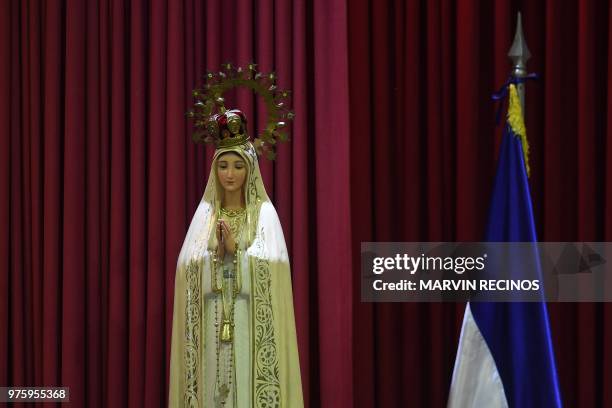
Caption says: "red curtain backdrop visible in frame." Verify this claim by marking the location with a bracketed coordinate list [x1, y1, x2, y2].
[0, 0, 352, 406]
[1, 1, 611, 408]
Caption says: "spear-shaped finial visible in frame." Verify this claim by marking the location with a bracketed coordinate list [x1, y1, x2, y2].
[507, 12, 530, 110]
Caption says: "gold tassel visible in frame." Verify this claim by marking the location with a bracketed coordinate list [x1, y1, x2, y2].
[507, 84, 530, 177]
[220, 319, 233, 342]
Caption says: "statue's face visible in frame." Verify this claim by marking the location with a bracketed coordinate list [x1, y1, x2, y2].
[216, 152, 247, 193]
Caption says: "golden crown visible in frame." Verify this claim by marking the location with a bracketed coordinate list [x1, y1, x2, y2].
[187, 63, 295, 160]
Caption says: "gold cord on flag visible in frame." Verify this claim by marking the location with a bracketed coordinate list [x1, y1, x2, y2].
[507, 84, 530, 177]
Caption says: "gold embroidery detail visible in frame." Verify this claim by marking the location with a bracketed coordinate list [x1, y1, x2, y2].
[253, 231, 281, 407]
[221, 206, 247, 218]
[184, 260, 201, 406]
[220, 207, 247, 241]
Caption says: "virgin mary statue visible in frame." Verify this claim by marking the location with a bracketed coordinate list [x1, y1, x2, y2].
[168, 107, 304, 407]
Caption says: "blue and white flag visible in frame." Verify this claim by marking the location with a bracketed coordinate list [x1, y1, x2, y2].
[448, 84, 562, 408]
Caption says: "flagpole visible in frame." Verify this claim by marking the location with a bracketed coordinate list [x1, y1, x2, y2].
[507, 12, 531, 112]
